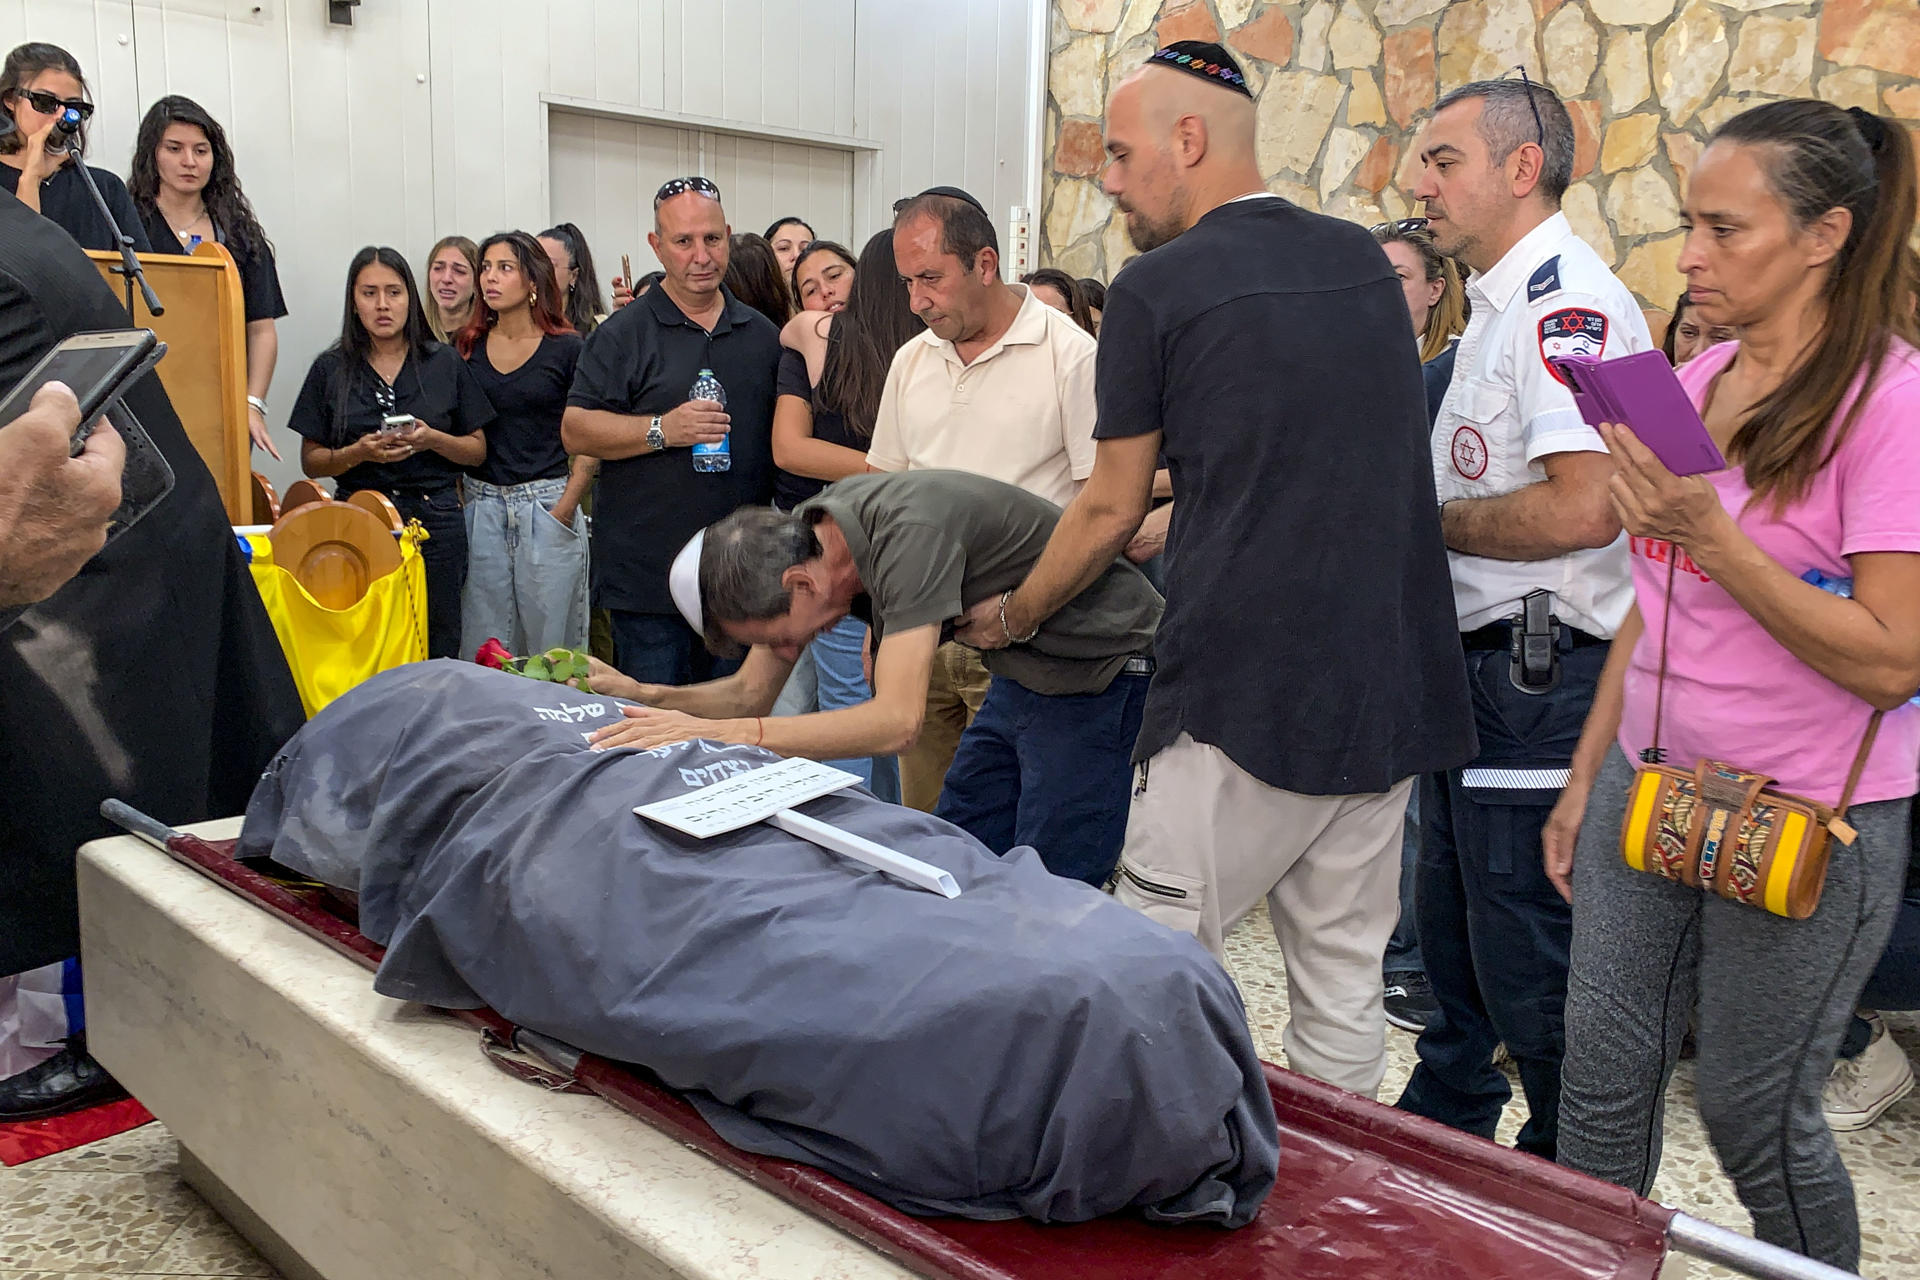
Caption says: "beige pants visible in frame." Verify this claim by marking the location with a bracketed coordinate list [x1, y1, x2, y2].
[1112, 733, 1413, 1098]
[900, 642, 993, 812]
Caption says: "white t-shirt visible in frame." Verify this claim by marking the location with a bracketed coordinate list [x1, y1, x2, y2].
[867, 284, 1098, 508]
[1432, 212, 1651, 638]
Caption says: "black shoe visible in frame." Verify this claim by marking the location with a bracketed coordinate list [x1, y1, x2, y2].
[1384, 973, 1439, 1032]
[0, 1035, 129, 1122]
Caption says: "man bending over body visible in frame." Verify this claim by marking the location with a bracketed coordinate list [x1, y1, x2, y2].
[587, 469, 1161, 885]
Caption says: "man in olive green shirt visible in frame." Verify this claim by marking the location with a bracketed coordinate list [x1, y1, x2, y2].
[586, 470, 1160, 884]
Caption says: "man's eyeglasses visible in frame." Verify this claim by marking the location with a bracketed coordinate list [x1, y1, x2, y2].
[1371, 217, 1430, 236]
[8, 88, 93, 120]
[653, 175, 720, 207]
[1512, 65, 1546, 149]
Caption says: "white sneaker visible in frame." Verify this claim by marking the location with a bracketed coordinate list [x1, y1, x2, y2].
[1823, 1012, 1914, 1132]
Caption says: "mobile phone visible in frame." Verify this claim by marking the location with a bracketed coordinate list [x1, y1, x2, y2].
[621, 254, 633, 287]
[380, 414, 415, 434]
[1549, 350, 1727, 477]
[0, 330, 162, 456]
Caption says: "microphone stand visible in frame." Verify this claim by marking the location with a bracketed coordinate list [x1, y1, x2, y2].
[57, 132, 163, 319]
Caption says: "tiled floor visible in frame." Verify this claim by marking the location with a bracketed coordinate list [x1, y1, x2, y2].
[4, 906, 1915, 1279]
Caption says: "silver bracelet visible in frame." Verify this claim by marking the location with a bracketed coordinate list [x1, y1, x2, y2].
[247, 395, 269, 419]
[998, 590, 1039, 645]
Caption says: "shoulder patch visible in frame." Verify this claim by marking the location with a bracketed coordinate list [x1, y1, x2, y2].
[1526, 255, 1562, 302]
[1539, 307, 1609, 383]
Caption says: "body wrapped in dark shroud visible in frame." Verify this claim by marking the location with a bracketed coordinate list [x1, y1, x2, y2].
[236, 662, 1278, 1226]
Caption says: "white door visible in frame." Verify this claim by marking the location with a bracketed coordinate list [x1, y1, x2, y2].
[547, 107, 857, 280]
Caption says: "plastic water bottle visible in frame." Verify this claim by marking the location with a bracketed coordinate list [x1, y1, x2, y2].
[689, 368, 730, 473]
[1803, 569, 1920, 706]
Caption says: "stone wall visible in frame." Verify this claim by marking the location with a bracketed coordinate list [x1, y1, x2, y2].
[1044, 0, 1920, 306]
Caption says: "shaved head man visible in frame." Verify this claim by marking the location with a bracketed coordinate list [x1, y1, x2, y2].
[962, 42, 1476, 1100]
[1101, 51, 1260, 252]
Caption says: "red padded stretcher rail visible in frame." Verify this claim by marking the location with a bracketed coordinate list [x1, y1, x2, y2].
[100, 803, 1859, 1280]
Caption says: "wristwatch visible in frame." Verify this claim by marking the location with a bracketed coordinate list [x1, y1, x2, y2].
[647, 415, 666, 452]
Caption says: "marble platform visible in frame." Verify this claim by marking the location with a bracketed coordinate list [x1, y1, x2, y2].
[77, 818, 915, 1280]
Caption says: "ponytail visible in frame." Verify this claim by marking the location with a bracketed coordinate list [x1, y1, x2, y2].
[1712, 100, 1918, 510]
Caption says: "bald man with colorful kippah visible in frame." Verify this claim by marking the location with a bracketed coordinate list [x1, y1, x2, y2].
[958, 42, 1477, 1099]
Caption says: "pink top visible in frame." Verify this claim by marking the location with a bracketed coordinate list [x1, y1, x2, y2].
[1617, 339, 1920, 806]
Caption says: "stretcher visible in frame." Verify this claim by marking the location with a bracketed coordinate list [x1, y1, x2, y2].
[102, 801, 1860, 1280]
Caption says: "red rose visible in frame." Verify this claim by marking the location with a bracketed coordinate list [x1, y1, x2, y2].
[474, 637, 514, 670]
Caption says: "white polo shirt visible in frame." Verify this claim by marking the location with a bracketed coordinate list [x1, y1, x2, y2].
[1432, 212, 1650, 638]
[867, 284, 1098, 508]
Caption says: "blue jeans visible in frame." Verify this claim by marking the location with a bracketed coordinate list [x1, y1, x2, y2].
[933, 671, 1149, 886]
[1396, 640, 1608, 1160]
[608, 610, 741, 687]
[1383, 788, 1424, 978]
[360, 486, 464, 660]
[768, 616, 900, 802]
[460, 476, 589, 660]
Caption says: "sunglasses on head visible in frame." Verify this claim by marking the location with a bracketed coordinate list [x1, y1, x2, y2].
[9, 88, 93, 120]
[1371, 217, 1430, 236]
[654, 175, 720, 206]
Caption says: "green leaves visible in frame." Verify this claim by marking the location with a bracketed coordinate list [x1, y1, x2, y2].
[502, 647, 592, 685]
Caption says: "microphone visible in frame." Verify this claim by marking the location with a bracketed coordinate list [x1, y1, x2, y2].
[49, 106, 84, 152]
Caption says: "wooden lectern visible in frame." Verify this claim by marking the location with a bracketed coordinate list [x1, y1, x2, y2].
[88, 243, 250, 522]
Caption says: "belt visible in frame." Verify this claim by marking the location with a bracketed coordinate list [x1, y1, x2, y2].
[1460, 621, 1608, 652]
[1121, 655, 1155, 676]
[374, 485, 457, 501]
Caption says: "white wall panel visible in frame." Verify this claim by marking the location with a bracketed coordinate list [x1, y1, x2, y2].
[0, 0, 1042, 491]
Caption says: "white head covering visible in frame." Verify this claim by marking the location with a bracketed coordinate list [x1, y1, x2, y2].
[669, 529, 705, 634]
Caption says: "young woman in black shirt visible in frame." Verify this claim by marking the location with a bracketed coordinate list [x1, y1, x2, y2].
[456, 231, 590, 657]
[129, 95, 289, 459]
[768, 229, 921, 800]
[289, 246, 494, 659]
[0, 43, 150, 254]
[537, 223, 608, 337]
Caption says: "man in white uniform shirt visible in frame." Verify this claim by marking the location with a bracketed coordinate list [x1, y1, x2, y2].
[867, 186, 1100, 812]
[1393, 76, 1650, 1161]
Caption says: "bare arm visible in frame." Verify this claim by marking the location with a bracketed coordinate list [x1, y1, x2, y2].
[588, 647, 792, 719]
[244, 319, 282, 459]
[589, 626, 939, 758]
[302, 434, 386, 478]
[1442, 450, 1621, 560]
[772, 394, 870, 483]
[1606, 420, 1920, 711]
[1152, 468, 1173, 500]
[550, 454, 598, 524]
[562, 400, 728, 460]
[1541, 602, 1642, 900]
[407, 422, 486, 467]
[993, 433, 1161, 645]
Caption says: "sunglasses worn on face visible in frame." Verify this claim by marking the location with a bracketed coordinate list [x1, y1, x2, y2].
[10, 88, 93, 119]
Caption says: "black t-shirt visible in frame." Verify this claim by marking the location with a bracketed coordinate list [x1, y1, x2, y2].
[287, 343, 496, 496]
[0, 160, 152, 254]
[136, 207, 289, 324]
[465, 331, 583, 486]
[1093, 197, 1475, 795]
[567, 285, 780, 614]
[772, 343, 867, 511]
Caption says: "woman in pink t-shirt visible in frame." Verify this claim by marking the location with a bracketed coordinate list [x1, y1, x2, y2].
[1541, 100, 1920, 1271]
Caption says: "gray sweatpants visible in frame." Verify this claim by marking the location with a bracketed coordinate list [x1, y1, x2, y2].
[1557, 746, 1910, 1270]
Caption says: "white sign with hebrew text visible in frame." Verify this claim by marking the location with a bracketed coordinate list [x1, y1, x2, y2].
[636, 757, 861, 839]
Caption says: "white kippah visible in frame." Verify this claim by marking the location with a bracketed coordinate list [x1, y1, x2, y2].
[669, 529, 705, 634]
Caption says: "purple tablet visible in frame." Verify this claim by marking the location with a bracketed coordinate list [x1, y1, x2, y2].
[1549, 350, 1727, 477]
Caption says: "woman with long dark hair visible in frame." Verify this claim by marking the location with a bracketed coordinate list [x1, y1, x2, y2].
[128, 95, 288, 459]
[424, 235, 479, 344]
[1020, 268, 1097, 336]
[456, 231, 590, 657]
[0, 43, 149, 253]
[765, 228, 923, 801]
[1547, 101, 1920, 1270]
[538, 222, 607, 336]
[791, 240, 855, 314]
[724, 232, 793, 328]
[764, 215, 813, 286]
[288, 246, 494, 660]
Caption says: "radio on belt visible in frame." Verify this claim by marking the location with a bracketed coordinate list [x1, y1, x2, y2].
[1508, 588, 1562, 695]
